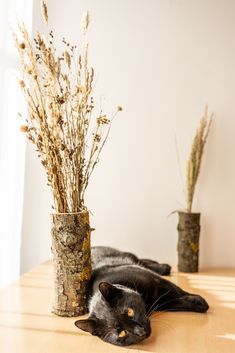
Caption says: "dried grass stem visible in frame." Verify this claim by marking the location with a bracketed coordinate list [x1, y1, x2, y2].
[186, 106, 213, 213]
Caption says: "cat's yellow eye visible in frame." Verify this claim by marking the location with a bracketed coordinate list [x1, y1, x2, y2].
[118, 330, 127, 338]
[127, 307, 134, 317]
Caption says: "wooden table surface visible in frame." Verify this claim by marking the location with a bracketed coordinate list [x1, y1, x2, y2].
[0, 263, 235, 353]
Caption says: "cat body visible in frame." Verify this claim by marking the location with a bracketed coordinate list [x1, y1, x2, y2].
[75, 246, 209, 346]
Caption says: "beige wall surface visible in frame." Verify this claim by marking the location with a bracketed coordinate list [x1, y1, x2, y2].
[20, 0, 235, 273]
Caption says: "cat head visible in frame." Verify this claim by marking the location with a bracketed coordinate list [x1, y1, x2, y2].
[74, 282, 151, 346]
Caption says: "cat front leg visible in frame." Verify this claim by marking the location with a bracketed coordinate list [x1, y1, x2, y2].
[166, 293, 209, 313]
[155, 289, 209, 313]
[151, 277, 209, 314]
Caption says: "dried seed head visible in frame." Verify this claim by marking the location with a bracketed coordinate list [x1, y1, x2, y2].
[94, 134, 101, 142]
[18, 80, 25, 88]
[185, 105, 213, 212]
[20, 125, 29, 132]
[57, 96, 65, 105]
[97, 116, 110, 125]
[64, 51, 71, 69]
[19, 42, 26, 50]
[41, 0, 48, 24]
[81, 11, 90, 32]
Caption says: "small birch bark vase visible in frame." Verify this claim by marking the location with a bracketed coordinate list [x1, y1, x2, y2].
[177, 212, 201, 273]
[51, 211, 92, 317]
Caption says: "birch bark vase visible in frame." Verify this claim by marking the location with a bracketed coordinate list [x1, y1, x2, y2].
[51, 211, 92, 317]
[177, 212, 200, 273]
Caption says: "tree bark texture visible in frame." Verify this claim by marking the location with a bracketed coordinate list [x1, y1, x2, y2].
[177, 212, 200, 273]
[51, 211, 92, 317]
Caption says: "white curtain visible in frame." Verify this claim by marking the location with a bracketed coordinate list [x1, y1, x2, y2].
[0, 0, 32, 287]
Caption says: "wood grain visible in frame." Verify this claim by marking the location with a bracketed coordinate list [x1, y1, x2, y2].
[0, 263, 235, 353]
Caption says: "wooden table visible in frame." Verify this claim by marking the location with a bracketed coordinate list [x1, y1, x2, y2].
[0, 263, 235, 353]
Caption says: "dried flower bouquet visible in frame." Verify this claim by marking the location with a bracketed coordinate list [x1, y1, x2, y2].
[14, 2, 121, 316]
[14, 6, 121, 213]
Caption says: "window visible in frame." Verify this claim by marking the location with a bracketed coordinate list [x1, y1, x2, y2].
[0, 0, 32, 287]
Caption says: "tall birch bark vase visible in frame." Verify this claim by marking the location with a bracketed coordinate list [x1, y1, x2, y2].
[177, 212, 200, 273]
[51, 211, 92, 317]
[14, 3, 122, 319]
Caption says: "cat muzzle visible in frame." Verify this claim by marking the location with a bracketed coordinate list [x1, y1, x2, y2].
[134, 325, 151, 337]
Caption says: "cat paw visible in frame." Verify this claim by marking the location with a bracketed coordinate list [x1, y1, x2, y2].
[186, 294, 209, 313]
[157, 264, 171, 276]
[140, 260, 171, 275]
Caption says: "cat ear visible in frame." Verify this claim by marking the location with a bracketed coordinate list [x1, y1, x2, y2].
[99, 282, 122, 305]
[74, 318, 98, 335]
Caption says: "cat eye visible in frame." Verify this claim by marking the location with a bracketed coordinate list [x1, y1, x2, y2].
[127, 307, 134, 317]
[118, 330, 127, 338]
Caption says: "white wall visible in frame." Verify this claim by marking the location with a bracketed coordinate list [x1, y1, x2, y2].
[20, 0, 235, 273]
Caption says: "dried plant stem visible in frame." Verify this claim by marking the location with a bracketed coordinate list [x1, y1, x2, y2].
[186, 106, 213, 213]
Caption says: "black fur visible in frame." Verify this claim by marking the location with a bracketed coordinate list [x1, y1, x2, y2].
[75, 247, 209, 346]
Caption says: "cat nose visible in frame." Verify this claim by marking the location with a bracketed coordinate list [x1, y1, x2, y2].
[134, 326, 146, 337]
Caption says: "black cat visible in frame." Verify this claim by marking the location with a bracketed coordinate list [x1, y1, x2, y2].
[75, 246, 209, 346]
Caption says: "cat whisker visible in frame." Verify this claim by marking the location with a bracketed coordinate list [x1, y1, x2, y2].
[153, 307, 190, 315]
[148, 295, 186, 316]
[154, 296, 185, 311]
[146, 289, 172, 317]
